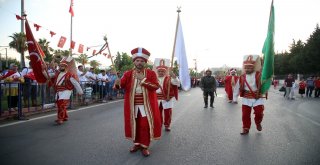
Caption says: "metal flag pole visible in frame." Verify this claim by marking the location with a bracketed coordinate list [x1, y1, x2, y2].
[69, 0, 73, 57]
[167, 7, 181, 100]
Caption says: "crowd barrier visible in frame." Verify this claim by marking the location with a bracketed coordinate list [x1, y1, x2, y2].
[0, 81, 124, 120]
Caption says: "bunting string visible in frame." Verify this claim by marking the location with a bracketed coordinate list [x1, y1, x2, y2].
[0, 3, 110, 58]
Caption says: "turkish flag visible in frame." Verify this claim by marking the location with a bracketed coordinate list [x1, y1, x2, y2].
[15, 15, 22, 20]
[34, 23, 41, 31]
[92, 50, 97, 55]
[78, 44, 84, 53]
[25, 20, 49, 83]
[70, 41, 76, 49]
[69, 0, 74, 17]
[107, 54, 111, 59]
[49, 31, 56, 37]
[57, 36, 67, 48]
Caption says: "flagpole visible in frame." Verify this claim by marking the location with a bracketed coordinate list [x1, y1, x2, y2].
[70, 3, 73, 57]
[167, 7, 181, 100]
[107, 42, 116, 73]
[102, 36, 117, 75]
[103, 37, 120, 89]
[170, 7, 181, 68]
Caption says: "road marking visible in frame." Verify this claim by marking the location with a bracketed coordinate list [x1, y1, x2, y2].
[282, 106, 320, 127]
[0, 100, 123, 128]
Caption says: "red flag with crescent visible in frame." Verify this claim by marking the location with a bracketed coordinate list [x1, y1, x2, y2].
[69, 0, 74, 17]
[70, 41, 76, 49]
[25, 20, 49, 83]
[78, 44, 84, 53]
[57, 36, 67, 48]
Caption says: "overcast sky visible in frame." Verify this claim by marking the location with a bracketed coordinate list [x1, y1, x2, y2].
[1, 0, 319, 71]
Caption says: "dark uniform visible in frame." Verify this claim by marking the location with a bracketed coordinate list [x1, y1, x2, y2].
[200, 70, 217, 108]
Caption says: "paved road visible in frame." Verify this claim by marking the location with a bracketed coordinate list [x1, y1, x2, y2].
[0, 87, 319, 165]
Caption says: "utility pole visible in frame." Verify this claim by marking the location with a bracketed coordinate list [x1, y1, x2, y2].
[20, 0, 26, 67]
[0, 47, 9, 70]
[0, 53, 2, 71]
[193, 58, 197, 77]
[5, 48, 8, 68]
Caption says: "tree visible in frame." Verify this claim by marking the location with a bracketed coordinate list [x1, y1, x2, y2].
[304, 24, 320, 73]
[53, 49, 70, 63]
[288, 39, 305, 74]
[114, 52, 134, 73]
[38, 38, 54, 62]
[8, 32, 27, 67]
[74, 53, 89, 66]
[1, 57, 20, 70]
[273, 24, 320, 75]
[172, 60, 179, 76]
[89, 60, 101, 69]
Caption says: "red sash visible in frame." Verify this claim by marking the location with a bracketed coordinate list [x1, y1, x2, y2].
[2, 70, 16, 79]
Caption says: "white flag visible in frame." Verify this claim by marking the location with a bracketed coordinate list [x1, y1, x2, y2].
[174, 18, 191, 91]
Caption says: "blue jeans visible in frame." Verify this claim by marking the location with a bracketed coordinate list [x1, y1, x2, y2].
[306, 86, 314, 97]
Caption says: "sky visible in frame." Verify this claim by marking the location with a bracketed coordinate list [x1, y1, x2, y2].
[0, 0, 320, 71]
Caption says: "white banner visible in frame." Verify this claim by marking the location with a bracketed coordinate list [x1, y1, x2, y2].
[174, 18, 191, 91]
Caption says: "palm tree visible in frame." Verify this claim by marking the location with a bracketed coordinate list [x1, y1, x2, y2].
[53, 49, 70, 63]
[89, 60, 101, 69]
[74, 53, 89, 66]
[8, 32, 27, 67]
[38, 38, 54, 62]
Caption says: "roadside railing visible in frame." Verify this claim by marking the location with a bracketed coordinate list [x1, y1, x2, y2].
[0, 81, 124, 120]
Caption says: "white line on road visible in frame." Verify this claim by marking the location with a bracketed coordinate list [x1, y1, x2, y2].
[282, 106, 320, 127]
[0, 100, 123, 128]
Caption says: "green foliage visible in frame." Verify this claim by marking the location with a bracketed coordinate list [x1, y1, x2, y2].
[172, 60, 179, 76]
[0, 57, 20, 70]
[274, 24, 320, 75]
[38, 38, 54, 62]
[89, 60, 101, 69]
[74, 53, 88, 66]
[190, 69, 197, 77]
[114, 52, 134, 73]
[8, 32, 27, 67]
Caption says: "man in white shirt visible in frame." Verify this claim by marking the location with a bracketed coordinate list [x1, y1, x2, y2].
[21, 62, 38, 106]
[85, 67, 97, 96]
[77, 65, 88, 85]
[97, 69, 109, 102]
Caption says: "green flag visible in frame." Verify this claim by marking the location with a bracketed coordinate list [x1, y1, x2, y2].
[261, 0, 275, 94]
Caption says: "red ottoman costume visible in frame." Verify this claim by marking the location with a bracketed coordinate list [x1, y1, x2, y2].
[224, 68, 239, 103]
[155, 59, 180, 131]
[52, 57, 83, 124]
[233, 55, 265, 135]
[118, 47, 161, 156]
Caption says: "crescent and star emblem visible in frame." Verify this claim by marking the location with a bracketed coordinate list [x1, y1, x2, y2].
[27, 40, 41, 62]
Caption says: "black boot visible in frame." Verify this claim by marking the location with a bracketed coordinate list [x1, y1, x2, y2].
[204, 97, 208, 108]
[210, 97, 214, 108]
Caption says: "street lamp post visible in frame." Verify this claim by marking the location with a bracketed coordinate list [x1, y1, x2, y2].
[193, 58, 197, 77]
[0, 47, 9, 70]
[5, 48, 8, 68]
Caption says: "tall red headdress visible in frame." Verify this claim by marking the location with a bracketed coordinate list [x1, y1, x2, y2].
[131, 47, 150, 62]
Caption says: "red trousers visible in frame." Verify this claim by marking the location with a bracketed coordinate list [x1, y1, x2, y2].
[242, 105, 264, 129]
[56, 99, 69, 121]
[134, 112, 150, 148]
[227, 91, 233, 101]
[159, 103, 172, 128]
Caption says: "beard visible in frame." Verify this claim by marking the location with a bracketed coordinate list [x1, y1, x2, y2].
[60, 69, 65, 72]
[135, 64, 144, 70]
